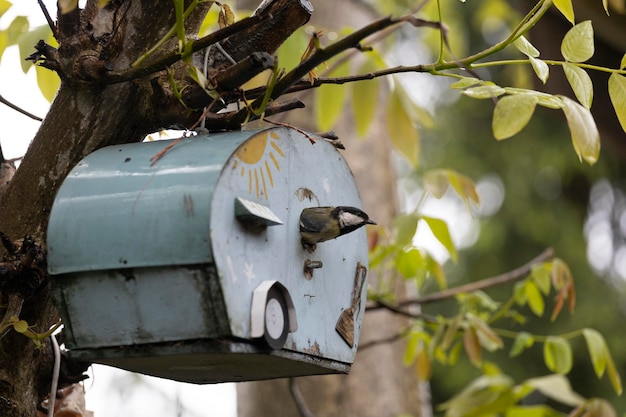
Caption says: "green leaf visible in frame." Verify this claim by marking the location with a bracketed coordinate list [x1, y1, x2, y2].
[404, 330, 420, 366]
[514, 36, 540, 58]
[421, 216, 457, 263]
[524, 374, 585, 406]
[438, 375, 515, 417]
[561, 21, 594, 63]
[606, 348, 623, 395]
[450, 77, 482, 89]
[524, 281, 544, 316]
[464, 326, 482, 366]
[510, 332, 534, 357]
[17, 24, 53, 73]
[559, 95, 600, 165]
[531, 263, 551, 295]
[6, 15, 29, 44]
[563, 63, 593, 108]
[620, 53, 626, 70]
[529, 57, 549, 84]
[447, 170, 481, 209]
[352, 60, 380, 137]
[35, 65, 60, 102]
[505, 405, 564, 417]
[463, 85, 506, 99]
[608, 73, 626, 134]
[582, 328, 607, 378]
[492, 94, 538, 140]
[314, 59, 350, 131]
[393, 213, 419, 247]
[396, 248, 425, 280]
[425, 254, 447, 289]
[386, 88, 419, 166]
[553, 0, 575, 24]
[504, 87, 562, 109]
[423, 169, 450, 198]
[543, 336, 573, 374]
[466, 313, 504, 351]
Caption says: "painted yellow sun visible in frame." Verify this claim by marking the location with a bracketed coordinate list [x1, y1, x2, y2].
[232, 131, 285, 199]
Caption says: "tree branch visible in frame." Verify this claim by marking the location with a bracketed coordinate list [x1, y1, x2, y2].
[289, 378, 316, 417]
[37, 0, 57, 39]
[0, 94, 43, 122]
[367, 247, 555, 312]
[104, 15, 262, 83]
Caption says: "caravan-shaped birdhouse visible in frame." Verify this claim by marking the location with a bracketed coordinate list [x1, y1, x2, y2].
[47, 127, 370, 383]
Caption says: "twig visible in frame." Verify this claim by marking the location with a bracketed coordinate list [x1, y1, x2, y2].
[367, 247, 554, 312]
[105, 15, 262, 83]
[371, 299, 436, 320]
[226, 13, 441, 126]
[359, 333, 406, 351]
[0, 94, 43, 121]
[37, 0, 58, 39]
[289, 378, 316, 417]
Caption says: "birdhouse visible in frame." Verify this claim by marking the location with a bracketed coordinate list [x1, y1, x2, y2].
[47, 127, 371, 384]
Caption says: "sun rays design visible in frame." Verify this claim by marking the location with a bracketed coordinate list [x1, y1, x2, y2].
[232, 131, 285, 199]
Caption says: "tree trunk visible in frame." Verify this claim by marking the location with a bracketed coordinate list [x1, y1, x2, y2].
[0, 1, 310, 415]
[236, 1, 424, 416]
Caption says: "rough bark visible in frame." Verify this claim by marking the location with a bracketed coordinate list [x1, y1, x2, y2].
[0, 1, 311, 415]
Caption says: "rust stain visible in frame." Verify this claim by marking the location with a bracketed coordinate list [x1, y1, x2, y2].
[304, 341, 321, 356]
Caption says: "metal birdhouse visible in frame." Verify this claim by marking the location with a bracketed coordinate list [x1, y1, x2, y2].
[47, 127, 371, 384]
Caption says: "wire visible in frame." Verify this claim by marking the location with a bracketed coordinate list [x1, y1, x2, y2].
[48, 335, 61, 417]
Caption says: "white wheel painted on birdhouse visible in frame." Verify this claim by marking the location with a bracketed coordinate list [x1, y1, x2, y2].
[264, 287, 289, 349]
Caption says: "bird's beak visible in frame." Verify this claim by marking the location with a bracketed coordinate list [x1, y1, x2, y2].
[367, 219, 377, 225]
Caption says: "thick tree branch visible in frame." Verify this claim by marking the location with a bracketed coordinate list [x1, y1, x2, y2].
[367, 247, 555, 312]
[106, 0, 312, 84]
[104, 15, 262, 83]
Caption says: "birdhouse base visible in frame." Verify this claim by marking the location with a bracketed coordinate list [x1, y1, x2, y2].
[67, 339, 350, 384]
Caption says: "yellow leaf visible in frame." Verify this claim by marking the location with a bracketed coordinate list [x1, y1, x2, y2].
[514, 36, 540, 58]
[529, 57, 549, 84]
[559, 95, 600, 165]
[544, 336, 573, 374]
[563, 63, 593, 109]
[561, 21, 594, 63]
[415, 349, 432, 381]
[386, 89, 419, 166]
[421, 216, 457, 263]
[492, 94, 538, 140]
[352, 61, 380, 137]
[553, 0, 575, 24]
[608, 73, 626, 134]
[35, 65, 60, 103]
[314, 59, 350, 131]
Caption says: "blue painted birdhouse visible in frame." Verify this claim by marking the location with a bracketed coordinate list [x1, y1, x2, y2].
[47, 127, 370, 383]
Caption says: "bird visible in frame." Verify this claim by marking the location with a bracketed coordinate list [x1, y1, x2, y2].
[299, 206, 376, 252]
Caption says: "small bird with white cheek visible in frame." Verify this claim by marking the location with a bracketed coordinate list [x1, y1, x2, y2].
[299, 206, 376, 252]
